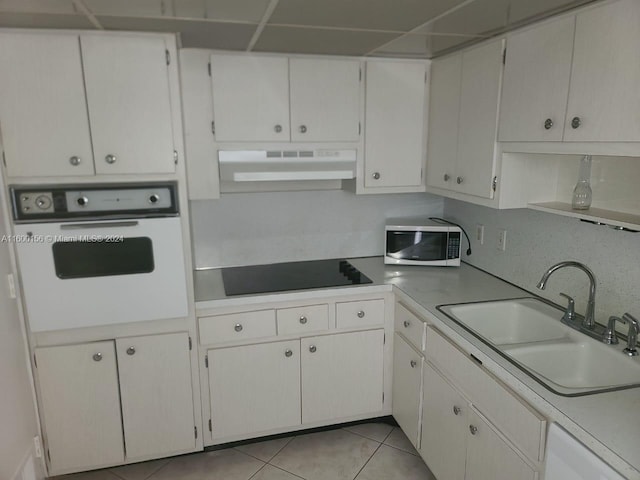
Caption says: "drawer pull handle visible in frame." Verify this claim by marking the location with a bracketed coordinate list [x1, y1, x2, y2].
[453, 405, 461, 416]
[299, 315, 308, 324]
[285, 349, 293, 357]
[309, 345, 317, 353]
[234, 323, 243, 332]
[403, 320, 411, 328]
[92, 352, 102, 362]
[410, 360, 417, 368]
[357, 310, 365, 318]
[469, 425, 478, 435]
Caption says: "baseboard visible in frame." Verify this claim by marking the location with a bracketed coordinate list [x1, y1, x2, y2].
[11, 441, 47, 480]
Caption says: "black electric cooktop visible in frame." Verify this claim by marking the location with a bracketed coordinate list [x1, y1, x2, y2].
[222, 259, 372, 296]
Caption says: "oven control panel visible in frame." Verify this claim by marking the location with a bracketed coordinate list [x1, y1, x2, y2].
[10, 183, 179, 222]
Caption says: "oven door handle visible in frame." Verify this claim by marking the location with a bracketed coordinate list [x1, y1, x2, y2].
[60, 221, 139, 230]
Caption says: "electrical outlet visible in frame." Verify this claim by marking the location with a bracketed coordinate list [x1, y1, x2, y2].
[497, 229, 507, 251]
[476, 224, 485, 245]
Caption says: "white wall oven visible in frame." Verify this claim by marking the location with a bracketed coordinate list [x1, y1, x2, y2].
[10, 183, 188, 332]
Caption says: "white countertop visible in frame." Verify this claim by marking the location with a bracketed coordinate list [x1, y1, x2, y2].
[194, 257, 640, 479]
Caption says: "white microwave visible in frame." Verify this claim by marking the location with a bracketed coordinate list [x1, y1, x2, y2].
[384, 217, 462, 266]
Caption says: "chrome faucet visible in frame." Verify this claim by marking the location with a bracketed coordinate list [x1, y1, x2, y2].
[537, 261, 597, 330]
[603, 313, 639, 356]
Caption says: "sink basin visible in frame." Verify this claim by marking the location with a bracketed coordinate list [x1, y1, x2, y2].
[438, 297, 640, 396]
[504, 341, 640, 391]
[442, 298, 569, 345]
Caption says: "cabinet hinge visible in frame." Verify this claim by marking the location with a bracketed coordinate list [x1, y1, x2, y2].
[382, 392, 385, 403]
[208, 419, 212, 432]
[359, 68, 362, 81]
[205, 355, 209, 368]
[33, 353, 37, 368]
[383, 333, 386, 344]
[502, 48, 506, 65]
[208, 62, 212, 77]
[492, 175, 498, 192]
[188, 336, 192, 350]
[47, 449, 51, 463]
[2, 150, 6, 167]
[173, 150, 178, 165]
[194, 426, 198, 439]
[211, 121, 215, 135]
[358, 122, 361, 136]
[165, 49, 171, 66]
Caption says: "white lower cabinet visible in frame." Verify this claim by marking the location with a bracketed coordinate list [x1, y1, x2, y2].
[391, 333, 423, 449]
[35, 332, 196, 475]
[208, 340, 301, 440]
[301, 329, 384, 424]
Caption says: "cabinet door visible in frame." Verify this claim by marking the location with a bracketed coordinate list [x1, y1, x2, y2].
[392, 334, 423, 448]
[420, 362, 466, 480]
[0, 33, 95, 177]
[36, 342, 124, 473]
[116, 332, 195, 460]
[301, 329, 384, 424]
[456, 39, 503, 199]
[466, 408, 537, 480]
[426, 54, 461, 190]
[498, 16, 574, 142]
[208, 340, 301, 439]
[210, 55, 290, 142]
[290, 58, 361, 142]
[81, 34, 176, 174]
[564, 0, 640, 142]
[364, 61, 426, 188]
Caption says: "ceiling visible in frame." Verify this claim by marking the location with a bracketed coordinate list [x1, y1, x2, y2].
[0, 0, 599, 58]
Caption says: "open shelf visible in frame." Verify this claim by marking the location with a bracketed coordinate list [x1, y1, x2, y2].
[528, 202, 640, 232]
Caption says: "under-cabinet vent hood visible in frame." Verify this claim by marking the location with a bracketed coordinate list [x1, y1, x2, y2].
[219, 149, 356, 192]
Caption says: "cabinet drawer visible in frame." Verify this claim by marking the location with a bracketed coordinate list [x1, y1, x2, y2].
[199, 310, 276, 345]
[277, 304, 329, 335]
[336, 299, 385, 329]
[395, 302, 426, 351]
[426, 327, 546, 462]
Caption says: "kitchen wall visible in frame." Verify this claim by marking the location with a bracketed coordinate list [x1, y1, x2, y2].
[0, 209, 41, 479]
[191, 190, 443, 268]
[444, 199, 640, 323]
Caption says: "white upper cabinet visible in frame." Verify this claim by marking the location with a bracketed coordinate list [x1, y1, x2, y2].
[498, 16, 575, 142]
[289, 57, 361, 142]
[564, 0, 640, 142]
[209, 53, 361, 143]
[364, 60, 426, 189]
[81, 35, 176, 174]
[210, 55, 290, 142]
[426, 39, 504, 199]
[0, 31, 178, 178]
[0, 33, 95, 177]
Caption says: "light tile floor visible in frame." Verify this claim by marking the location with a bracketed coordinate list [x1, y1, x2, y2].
[53, 424, 436, 480]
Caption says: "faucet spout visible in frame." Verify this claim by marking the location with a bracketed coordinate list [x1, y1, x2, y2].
[536, 261, 597, 329]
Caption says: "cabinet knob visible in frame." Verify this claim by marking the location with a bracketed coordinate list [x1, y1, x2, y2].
[309, 345, 317, 353]
[357, 310, 365, 318]
[274, 124, 283, 133]
[285, 349, 293, 357]
[410, 360, 417, 368]
[453, 405, 461, 416]
[443, 173, 450, 182]
[234, 323, 243, 332]
[92, 352, 103, 362]
[299, 125, 307, 133]
[126, 346, 136, 356]
[372, 172, 381, 180]
[403, 320, 411, 328]
[571, 116, 581, 129]
[469, 425, 478, 435]
[299, 315, 308, 324]
[544, 118, 554, 130]
[105, 154, 117, 164]
[69, 156, 81, 166]
[456, 176, 464, 185]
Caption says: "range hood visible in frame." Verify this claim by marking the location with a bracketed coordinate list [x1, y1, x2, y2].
[219, 149, 356, 191]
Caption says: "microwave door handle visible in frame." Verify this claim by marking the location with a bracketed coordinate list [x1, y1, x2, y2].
[60, 221, 139, 230]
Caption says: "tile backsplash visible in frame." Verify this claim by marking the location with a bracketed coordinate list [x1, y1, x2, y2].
[191, 190, 443, 268]
[444, 198, 640, 323]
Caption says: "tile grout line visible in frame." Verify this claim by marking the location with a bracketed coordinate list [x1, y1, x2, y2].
[264, 463, 307, 480]
[235, 435, 297, 464]
[341, 426, 394, 444]
[350, 440, 385, 480]
[145, 456, 178, 480]
[247, 463, 269, 480]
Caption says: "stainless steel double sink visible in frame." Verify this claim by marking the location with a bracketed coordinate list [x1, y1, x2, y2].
[438, 298, 640, 396]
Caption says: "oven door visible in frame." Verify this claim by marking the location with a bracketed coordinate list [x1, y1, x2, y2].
[13, 217, 188, 332]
